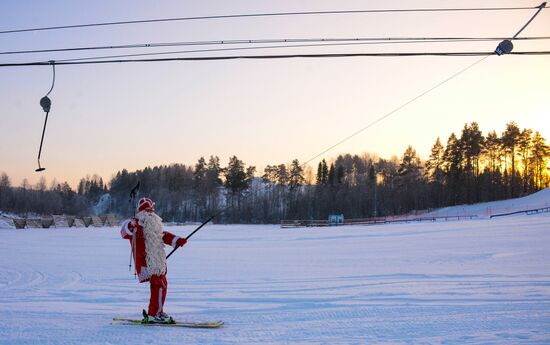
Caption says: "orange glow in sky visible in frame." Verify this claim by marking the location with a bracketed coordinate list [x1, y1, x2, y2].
[1, 1, 549, 188]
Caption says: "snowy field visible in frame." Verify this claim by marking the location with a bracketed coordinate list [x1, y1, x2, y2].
[1, 212, 550, 344]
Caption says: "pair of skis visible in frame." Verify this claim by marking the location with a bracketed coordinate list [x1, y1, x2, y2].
[112, 309, 223, 328]
[112, 317, 224, 328]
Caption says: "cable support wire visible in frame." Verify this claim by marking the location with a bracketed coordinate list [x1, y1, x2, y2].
[3, 36, 550, 56]
[302, 55, 489, 165]
[132, 53, 486, 225]
[0, 5, 545, 35]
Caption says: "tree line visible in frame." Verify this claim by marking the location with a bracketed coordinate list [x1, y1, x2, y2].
[1, 121, 548, 223]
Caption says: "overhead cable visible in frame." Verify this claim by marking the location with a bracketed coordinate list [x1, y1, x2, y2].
[0, 5, 544, 35]
[1, 51, 549, 67]
[50, 40, 527, 64]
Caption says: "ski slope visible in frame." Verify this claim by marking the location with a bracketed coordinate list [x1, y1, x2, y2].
[1, 208, 549, 343]
[424, 188, 550, 218]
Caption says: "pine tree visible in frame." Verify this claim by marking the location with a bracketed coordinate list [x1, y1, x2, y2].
[517, 128, 533, 193]
[397, 145, 423, 211]
[501, 121, 521, 197]
[224, 156, 255, 221]
[460, 122, 484, 203]
[443, 133, 462, 204]
[263, 165, 278, 184]
[0, 172, 11, 188]
[287, 159, 305, 218]
[336, 165, 345, 185]
[483, 130, 504, 200]
[288, 159, 305, 190]
[276, 164, 289, 186]
[205, 156, 223, 213]
[193, 157, 208, 219]
[530, 131, 550, 190]
[316, 159, 329, 186]
[0, 172, 13, 211]
[328, 163, 336, 187]
[194, 157, 207, 187]
[316, 162, 323, 185]
[425, 137, 445, 206]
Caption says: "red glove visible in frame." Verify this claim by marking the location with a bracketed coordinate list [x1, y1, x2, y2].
[176, 237, 187, 247]
[127, 219, 137, 233]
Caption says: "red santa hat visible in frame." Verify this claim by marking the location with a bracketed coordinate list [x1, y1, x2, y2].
[138, 197, 155, 212]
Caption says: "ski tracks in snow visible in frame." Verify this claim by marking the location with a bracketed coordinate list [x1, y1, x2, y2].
[0, 268, 86, 290]
[1, 216, 550, 344]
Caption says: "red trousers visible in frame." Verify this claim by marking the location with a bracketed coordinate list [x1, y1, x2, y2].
[148, 274, 167, 317]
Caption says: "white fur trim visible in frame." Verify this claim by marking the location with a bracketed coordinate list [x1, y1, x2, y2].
[171, 236, 180, 248]
[137, 211, 167, 276]
[121, 219, 133, 237]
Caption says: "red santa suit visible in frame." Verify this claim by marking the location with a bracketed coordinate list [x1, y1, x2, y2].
[121, 197, 186, 317]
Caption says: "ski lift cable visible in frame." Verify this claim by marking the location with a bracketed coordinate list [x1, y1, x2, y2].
[1, 51, 550, 67]
[47, 39, 538, 64]
[0, 5, 544, 35]
[3, 35, 549, 56]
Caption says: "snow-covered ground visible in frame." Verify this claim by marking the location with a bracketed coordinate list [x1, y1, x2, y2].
[1, 205, 550, 344]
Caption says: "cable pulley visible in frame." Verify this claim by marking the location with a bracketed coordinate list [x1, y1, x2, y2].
[495, 40, 513, 55]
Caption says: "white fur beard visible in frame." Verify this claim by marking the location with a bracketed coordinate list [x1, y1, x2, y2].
[137, 211, 167, 276]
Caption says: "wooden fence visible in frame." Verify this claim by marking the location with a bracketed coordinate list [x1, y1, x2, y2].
[490, 206, 550, 218]
[8, 214, 121, 229]
[281, 215, 478, 228]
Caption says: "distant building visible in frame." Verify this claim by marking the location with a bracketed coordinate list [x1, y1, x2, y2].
[328, 214, 344, 226]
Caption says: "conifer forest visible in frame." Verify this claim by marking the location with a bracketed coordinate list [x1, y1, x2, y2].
[1, 121, 549, 223]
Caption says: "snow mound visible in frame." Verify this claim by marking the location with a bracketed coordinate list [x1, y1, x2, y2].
[0, 213, 15, 229]
[93, 193, 112, 215]
[426, 188, 550, 218]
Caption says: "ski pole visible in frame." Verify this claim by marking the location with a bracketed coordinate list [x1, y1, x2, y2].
[128, 181, 140, 272]
[166, 212, 221, 259]
[129, 181, 140, 218]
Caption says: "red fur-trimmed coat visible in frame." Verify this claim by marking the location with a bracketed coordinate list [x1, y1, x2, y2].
[120, 218, 183, 283]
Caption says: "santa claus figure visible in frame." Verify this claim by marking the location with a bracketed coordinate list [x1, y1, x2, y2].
[121, 197, 187, 323]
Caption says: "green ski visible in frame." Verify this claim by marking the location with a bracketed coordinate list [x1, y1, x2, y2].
[112, 317, 224, 328]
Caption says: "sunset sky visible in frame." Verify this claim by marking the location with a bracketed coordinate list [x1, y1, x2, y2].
[1, 0, 549, 188]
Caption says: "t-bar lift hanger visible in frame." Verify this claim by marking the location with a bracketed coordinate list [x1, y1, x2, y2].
[495, 2, 546, 55]
[36, 61, 55, 172]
